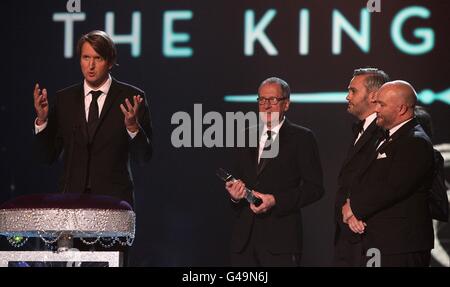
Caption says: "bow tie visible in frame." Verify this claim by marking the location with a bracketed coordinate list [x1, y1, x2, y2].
[378, 128, 390, 142]
[352, 120, 365, 135]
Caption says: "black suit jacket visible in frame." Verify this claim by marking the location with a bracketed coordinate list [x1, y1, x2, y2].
[335, 119, 380, 244]
[350, 118, 434, 255]
[33, 78, 153, 206]
[230, 119, 324, 254]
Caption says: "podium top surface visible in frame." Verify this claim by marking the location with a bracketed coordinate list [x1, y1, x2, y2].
[0, 194, 135, 238]
[0, 193, 132, 210]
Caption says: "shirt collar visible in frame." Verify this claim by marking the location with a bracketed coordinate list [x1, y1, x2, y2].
[84, 74, 112, 97]
[388, 117, 414, 136]
[262, 116, 286, 136]
[362, 113, 377, 131]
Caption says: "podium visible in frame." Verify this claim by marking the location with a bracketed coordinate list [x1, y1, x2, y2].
[0, 194, 135, 267]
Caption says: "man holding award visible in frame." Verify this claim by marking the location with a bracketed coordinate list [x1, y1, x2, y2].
[224, 77, 325, 266]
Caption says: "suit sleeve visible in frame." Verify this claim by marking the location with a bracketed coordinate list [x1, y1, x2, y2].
[351, 136, 433, 220]
[228, 147, 248, 215]
[274, 131, 325, 217]
[32, 93, 63, 164]
[129, 92, 153, 165]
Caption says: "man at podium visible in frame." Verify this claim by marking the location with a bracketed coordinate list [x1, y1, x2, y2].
[32, 30, 153, 207]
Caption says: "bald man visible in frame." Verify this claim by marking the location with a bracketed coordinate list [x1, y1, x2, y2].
[342, 81, 435, 267]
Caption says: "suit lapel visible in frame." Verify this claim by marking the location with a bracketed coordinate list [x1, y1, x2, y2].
[378, 118, 418, 153]
[255, 124, 264, 175]
[342, 119, 378, 168]
[257, 152, 270, 176]
[73, 84, 88, 145]
[257, 135, 281, 176]
[358, 118, 418, 177]
[256, 119, 291, 177]
[99, 78, 121, 122]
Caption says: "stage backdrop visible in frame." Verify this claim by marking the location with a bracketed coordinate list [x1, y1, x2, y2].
[2, 0, 449, 266]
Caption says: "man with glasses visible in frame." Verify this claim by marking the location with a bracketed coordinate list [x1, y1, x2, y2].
[225, 77, 324, 266]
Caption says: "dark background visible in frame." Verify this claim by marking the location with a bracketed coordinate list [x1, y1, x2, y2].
[1, 0, 449, 266]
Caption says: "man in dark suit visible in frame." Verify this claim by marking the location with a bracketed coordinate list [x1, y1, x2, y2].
[32, 30, 152, 207]
[342, 81, 434, 267]
[225, 77, 324, 266]
[334, 68, 389, 266]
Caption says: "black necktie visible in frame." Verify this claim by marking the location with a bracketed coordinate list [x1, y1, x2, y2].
[258, 130, 274, 172]
[263, 130, 273, 150]
[88, 90, 102, 123]
[352, 119, 365, 136]
[85, 90, 102, 190]
[87, 90, 102, 141]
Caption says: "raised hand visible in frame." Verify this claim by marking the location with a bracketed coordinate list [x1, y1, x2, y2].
[33, 83, 49, 125]
[120, 95, 143, 132]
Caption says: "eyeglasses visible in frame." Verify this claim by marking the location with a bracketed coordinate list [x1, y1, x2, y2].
[257, 97, 287, 105]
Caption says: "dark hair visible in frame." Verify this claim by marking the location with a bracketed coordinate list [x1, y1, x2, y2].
[76, 30, 117, 66]
[259, 77, 291, 99]
[414, 105, 433, 139]
[353, 67, 389, 92]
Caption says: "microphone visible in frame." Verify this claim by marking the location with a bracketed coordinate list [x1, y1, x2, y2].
[216, 168, 262, 207]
